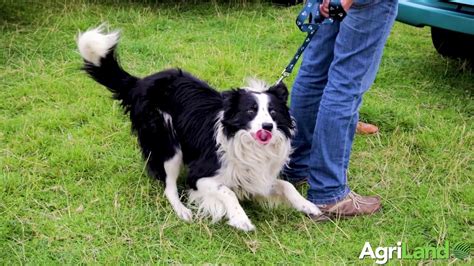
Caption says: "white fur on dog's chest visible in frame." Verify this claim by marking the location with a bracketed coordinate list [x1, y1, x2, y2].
[214, 122, 292, 199]
[217, 162, 278, 199]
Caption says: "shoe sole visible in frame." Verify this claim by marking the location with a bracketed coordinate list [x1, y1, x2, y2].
[321, 205, 382, 220]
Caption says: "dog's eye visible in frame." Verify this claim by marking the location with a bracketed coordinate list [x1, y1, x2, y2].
[247, 110, 255, 115]
[270, 110, 276, 116]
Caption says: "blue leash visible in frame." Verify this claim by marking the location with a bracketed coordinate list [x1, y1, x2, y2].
[276, 0, 346, 85]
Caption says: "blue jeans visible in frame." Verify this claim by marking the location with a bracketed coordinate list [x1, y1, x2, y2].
[283, 0, 398, 204]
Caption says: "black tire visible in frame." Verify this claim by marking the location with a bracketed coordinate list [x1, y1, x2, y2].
[431, 27, 474, 61]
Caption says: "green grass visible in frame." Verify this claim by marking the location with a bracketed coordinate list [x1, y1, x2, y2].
[1, 1, 473, 264]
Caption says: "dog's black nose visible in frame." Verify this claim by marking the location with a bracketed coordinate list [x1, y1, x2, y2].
[262, 123, 273, 131]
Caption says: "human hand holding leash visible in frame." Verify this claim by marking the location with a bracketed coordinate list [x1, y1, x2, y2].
[320, 0, 353, 17]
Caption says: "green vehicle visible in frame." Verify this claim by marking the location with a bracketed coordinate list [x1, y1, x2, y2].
[396, 0, 474, 60]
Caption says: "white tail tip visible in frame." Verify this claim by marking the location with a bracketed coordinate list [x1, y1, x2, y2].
[77, 24, 120, 66]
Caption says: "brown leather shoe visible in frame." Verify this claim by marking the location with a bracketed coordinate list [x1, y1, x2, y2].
[356, 122, 379, 135]
[315, 191, 381, 219]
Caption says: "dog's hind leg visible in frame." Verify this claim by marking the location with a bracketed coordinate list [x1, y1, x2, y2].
[163, 149, 193, 222]
[135, 108, 192, 221]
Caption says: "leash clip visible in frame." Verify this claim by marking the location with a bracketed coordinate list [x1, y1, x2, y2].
[275, 70, 290, 85]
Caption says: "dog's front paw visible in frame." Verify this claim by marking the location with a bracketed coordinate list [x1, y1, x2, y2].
[299, 200, 322, 217]
[227, 217, 256, 232]
[174, 205, 193, 222]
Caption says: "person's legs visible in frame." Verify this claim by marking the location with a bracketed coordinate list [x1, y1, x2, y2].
[282, 22, 340, 183]
[343, 108, 359, 172]
[343, 8, 398, 170]
[307, 0, 398, 205]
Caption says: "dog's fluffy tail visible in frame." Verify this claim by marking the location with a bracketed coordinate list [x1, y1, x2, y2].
[77, 25, 138, 109]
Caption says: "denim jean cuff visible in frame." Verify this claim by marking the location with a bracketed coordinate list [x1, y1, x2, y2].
[307, 186, 351, 205]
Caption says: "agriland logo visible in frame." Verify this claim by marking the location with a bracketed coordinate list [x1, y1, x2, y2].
[358, 241, 469, 264]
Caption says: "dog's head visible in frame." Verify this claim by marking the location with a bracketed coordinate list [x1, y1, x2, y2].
[221, 79, 294, 145]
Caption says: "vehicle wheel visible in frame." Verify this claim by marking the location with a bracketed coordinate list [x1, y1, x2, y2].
[431, 27, 474, 61]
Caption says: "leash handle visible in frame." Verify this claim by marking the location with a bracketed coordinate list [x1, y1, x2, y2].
[328, 0, 347, 21]
[275, 0, 346, 85]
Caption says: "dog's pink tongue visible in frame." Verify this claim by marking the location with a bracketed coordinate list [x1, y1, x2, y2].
[255, 129, 272, 144]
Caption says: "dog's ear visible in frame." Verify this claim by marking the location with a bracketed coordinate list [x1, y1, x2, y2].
[267, 82, 289, 103]
[221, 89, 245, 136]
[222, 89, 243, 112]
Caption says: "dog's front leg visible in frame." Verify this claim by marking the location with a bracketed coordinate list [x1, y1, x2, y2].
[270, 180, 322, 217]
[196, 177, 255, 232]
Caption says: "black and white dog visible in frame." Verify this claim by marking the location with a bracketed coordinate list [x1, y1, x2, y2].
[77, 26, 321, 231]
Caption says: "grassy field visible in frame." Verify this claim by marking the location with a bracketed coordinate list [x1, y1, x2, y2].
[1, 1, 472, 264]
